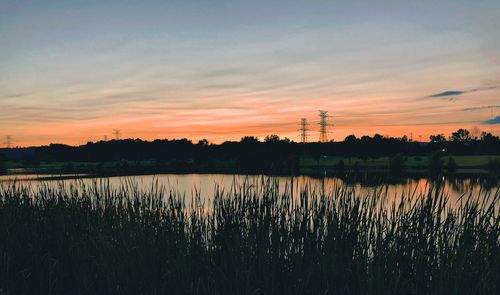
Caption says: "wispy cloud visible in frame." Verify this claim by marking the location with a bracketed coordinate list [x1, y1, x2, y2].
[462, 105, 500, 112]
[427, 85, 498, 98]
[428, 90, 465, 97]
[482, 116, 500, 125]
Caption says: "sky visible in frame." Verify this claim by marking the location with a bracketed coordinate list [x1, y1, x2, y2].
[1, 0, 499, 146]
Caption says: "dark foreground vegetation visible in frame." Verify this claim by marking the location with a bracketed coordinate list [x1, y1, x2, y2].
[0, 180, 498, 294]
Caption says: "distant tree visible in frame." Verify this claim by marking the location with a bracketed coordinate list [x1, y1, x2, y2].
[264, 134, 280, 143]
[480, 132, 499, 142]
[175, 138, 193, 144]
[401, 135, 409, 142]
[240, 136, 259, 144]
[237, 136, 262, 172]
[344, 135, 357, 142]
[194, 139, 210, 167]
[449, 129, 471, 142]
[373, 134, 384, 141]
[197, 139, 209, 146]
[429, 134, 446, 143]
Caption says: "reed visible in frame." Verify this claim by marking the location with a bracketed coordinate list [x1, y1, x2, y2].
[0, 178, 498, 294]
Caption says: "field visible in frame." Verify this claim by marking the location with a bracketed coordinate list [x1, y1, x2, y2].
[300, 155, 500, 173]
[0, 180, 498, 294]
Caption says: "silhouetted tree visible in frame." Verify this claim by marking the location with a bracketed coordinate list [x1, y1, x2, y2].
[429, 134, 446, 143]
[373, 134, 384, 141]
[264, 135, 280, 143]
[1, 128, 497, 176]
[480, 132, 498, 142]
[240, 136, 259, 144]
[344, 134, 357, 142]
[450, 129, 471, 142]
[197, 139, 209, 146]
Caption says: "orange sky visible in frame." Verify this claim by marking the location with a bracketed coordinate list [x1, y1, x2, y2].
[1, 1, 499, 146]
[3, 88, 498, 146]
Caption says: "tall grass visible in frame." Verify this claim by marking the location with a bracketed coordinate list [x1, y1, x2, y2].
[0, 179, 498, 294]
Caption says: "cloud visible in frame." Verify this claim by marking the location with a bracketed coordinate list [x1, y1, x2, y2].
[482, 116, 500, 125]
[427, 85, 499, 99]
[469, 85, 499, 93]
[428, 90, 465, 97]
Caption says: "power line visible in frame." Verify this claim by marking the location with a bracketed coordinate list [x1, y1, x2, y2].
[113, 130, 121, 140]
[298, 118, 310, 143]
[318, 110, 333, 143]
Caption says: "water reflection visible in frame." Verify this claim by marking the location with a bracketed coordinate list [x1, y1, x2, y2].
[0, 173, 497, 207]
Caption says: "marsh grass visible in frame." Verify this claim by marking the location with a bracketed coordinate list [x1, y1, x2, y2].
[0, 178, 498, 295]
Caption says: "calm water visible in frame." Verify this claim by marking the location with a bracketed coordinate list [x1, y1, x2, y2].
[1, 173, 497, 207]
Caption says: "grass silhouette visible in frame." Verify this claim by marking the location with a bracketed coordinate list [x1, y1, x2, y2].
[0, 178, 498, 294]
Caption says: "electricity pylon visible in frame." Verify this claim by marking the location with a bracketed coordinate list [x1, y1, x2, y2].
[4, 135, 12, 148]
[113, 130, 121, 140]
[298, 118, 310, 143]
[318, 110, 333, 142]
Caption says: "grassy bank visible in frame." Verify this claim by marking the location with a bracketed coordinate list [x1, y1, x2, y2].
[0, 180, 498, 294]
[3, 155, 500, 177]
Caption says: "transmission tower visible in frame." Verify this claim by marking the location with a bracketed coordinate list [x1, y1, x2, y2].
[113, 130, 121, 140]
[318, 110, 333, 142]
[298, 118, 310, 143]
[4, 135, 12, 148]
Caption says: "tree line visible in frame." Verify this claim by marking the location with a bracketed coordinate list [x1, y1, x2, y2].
[0, 129, 498, 174]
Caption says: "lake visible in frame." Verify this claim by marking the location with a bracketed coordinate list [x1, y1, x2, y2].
[1, 173, 497, 207]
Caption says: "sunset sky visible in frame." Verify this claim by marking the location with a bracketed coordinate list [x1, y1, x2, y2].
[1, 0, 499, 146]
